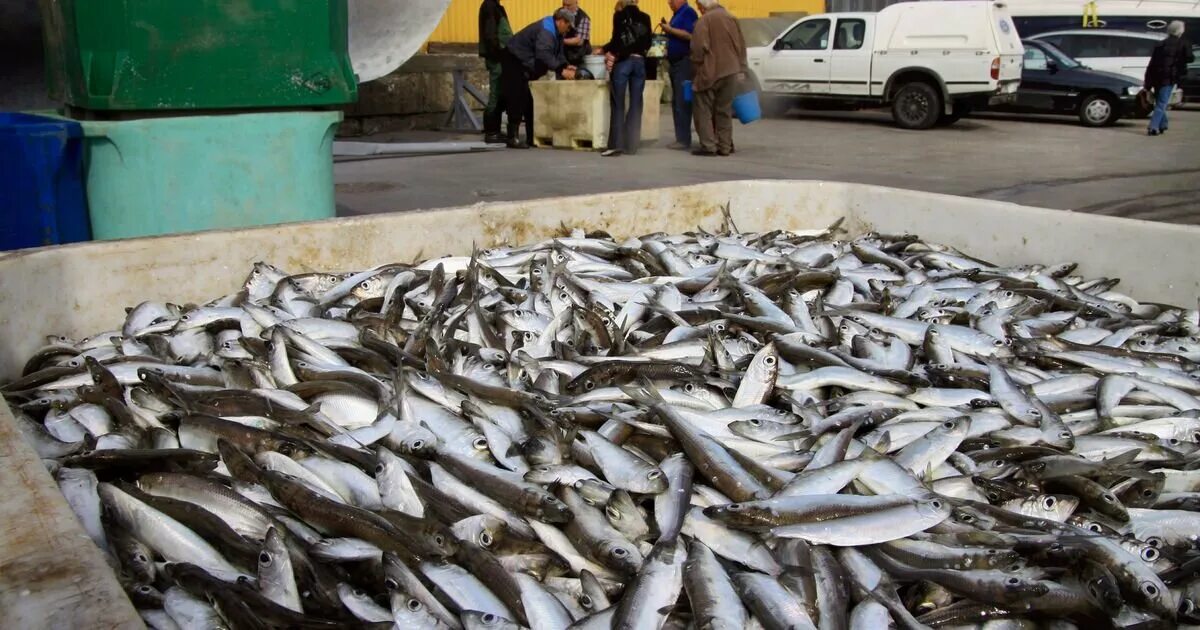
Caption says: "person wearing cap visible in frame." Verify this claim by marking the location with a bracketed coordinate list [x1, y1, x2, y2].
[501, 9, 579, 148]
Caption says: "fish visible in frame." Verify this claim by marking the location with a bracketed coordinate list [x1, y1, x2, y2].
[9, 223, 1200, 628]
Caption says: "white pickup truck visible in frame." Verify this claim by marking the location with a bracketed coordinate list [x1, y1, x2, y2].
[747, 1, 1025, 129]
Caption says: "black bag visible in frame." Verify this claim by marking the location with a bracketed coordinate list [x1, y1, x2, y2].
[618, 15, 650, 51]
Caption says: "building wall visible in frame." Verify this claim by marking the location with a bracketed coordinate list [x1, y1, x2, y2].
[427, 0, 822, 45]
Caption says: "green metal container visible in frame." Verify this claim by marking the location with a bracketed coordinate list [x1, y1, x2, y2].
[40, 0, 358, 110]
[80, 111, 340, 240]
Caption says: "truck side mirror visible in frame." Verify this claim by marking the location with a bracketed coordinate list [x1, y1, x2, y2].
[773, 39, 786, 51]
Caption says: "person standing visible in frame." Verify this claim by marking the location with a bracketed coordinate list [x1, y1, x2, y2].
[479, 0, 513, 144]
[658, 0, 698, 149]
[689, 0, 746, 156]
[501, 9, 578, 149]
[562, 0, 593, 69]
[600, 0, 653, 157]
[1145, 20, 1194, 136]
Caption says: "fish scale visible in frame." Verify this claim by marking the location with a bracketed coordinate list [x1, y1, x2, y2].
[9, 220, 1200, 627]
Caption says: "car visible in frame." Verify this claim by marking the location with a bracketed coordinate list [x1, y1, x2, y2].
[745, 1, 1024, 130]
[1180, 46, 1200, 103]
[1027, 28, 1184, 105]
[981, 39, 1141, 125]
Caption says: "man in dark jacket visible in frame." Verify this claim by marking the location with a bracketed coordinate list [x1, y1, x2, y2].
[600, 0, 653, 156]
[1145, 20, 1194, 136]
[501, 9, 578, 148]
[479, 0, 513, 143]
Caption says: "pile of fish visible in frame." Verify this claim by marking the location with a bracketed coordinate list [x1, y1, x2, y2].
[9, 215, 1200, 630]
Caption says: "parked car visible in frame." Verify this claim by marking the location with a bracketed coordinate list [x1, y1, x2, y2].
[980, 39, 1141, 125]
[1181, 46, 1200, 103]
[745, 1, 1024, 129]
[1027, 28, 1184, 105]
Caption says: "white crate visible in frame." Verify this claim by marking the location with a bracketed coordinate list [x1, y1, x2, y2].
[530, 79, 665, 150]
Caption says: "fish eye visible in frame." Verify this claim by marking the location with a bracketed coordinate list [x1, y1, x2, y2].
[764, 356, 777, 366]
[384, 578, 399, 590]
[959, 514, 975, 523]
[931, 500, 942, 509]
[138, 585, 152, 594]
[1142, 583, 1160, 597]
[259, 552, 272, 565]
[480, 532, 493, 547]
[749, 419, 762, 427]
[605, 505, 621, 520]
[407, 599, 423, 612]
[375, 463, 385, 474]
[1101, 493, 1116, 503]
[993, 340, 1004, 347]
[1170, 438, 1182, 446]
[715, 324, 726, 332]
[434, 534, 445, 546]
[1146, 537, 1164, 549]
[986, 549, 999, 555]
[726, 503, 743, 512]
[353, 588, 365, 597]
[584, 381, 596, 391]
[473, 437, 489, 450]
[482, 613, 498, 623]
[136, 553, 147, 563]
[1059, 431, 1072, 439]
[1141, 547, 1159, 562]
[1042, 497, 1056, 510]
[647, 470, 663, 479]
[1029, 409, 1042, 418]
[1089, 524, 1103, 533]
[411, 439, 426, 450]
[580, 594, 594, 609]
[942, 421, 955, 429]
[1006, 577, 1020, 585]
[1142, 488, 1155, 498]
[613, 547, 630, 557]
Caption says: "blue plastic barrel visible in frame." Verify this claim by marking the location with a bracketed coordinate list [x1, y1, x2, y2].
[0, 113, 91, 250]
[733, 90, 762, 124]
[683, 80, 693, 103]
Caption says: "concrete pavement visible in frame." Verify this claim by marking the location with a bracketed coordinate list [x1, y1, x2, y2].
[335, 107, 1200, 224]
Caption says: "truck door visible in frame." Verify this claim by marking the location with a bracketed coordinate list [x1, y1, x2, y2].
[829, 17, 871, 96]
[764, 18, 833, 95]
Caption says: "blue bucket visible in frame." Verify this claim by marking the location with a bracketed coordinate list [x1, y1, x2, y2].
[0, 112, 91, 250]
[682, 80, 693, 103]
[733, 90, 762, 124]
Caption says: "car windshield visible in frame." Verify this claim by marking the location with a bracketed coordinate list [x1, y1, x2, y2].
[1035, 42, 1081, 69]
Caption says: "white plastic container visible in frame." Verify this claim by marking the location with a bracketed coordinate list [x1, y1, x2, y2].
[583, 54, 608, 80]
[1, 181, 1199, 625]
[530, 79, 665, 149]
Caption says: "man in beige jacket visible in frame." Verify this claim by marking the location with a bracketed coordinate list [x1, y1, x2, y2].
[689, 0, 747, 156]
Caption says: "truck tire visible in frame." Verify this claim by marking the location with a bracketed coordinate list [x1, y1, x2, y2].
[760, 94, 792, 117]
[891, 81, 942, 130]
[1078, 93, 1118, 127]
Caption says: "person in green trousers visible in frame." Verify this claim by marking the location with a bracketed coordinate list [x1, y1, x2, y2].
[479, 0, 514, 144]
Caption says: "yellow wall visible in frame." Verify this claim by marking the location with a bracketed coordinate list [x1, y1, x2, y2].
[428, 0, 822, 44]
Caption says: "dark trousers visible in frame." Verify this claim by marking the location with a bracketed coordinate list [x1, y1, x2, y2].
[668, 57, 693, 147]
[483, 57, 504, 135]
[608, 56, 646, 154]
[499, 52, 534, 144]
[693, 74, 736, 154]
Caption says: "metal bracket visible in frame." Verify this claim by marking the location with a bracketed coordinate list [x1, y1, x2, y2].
[444, 69, 487, 131]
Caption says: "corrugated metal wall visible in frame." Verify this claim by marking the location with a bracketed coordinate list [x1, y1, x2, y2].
[427, 0, 823, 44]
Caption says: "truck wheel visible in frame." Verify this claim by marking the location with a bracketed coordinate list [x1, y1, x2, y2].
[892, 82, 942, 130]
[1078, 94, 1118, 127]
[760, 94, 792, 117]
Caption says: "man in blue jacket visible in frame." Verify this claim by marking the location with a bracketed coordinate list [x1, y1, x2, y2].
[658, 0, 699, 149]
[501, 9, 579, 148]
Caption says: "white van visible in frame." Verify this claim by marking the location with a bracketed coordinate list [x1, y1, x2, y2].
[747, 1, 1025, 129]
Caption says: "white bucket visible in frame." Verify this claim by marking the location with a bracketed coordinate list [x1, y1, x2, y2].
[583, 55, 607, 80]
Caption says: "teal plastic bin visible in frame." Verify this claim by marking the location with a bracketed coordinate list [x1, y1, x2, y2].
[79, 112, 340, 240]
